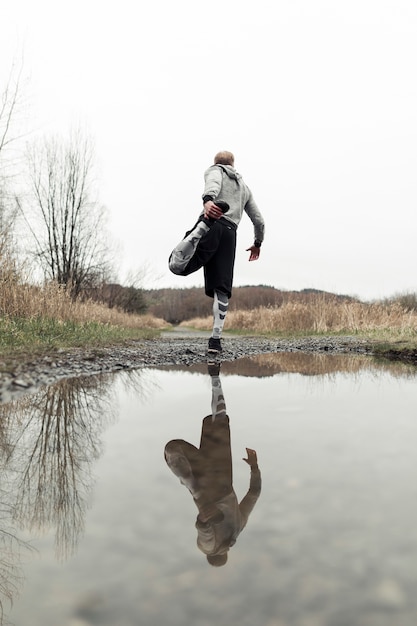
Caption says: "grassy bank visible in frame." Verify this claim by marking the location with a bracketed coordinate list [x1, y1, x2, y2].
[0, 316, 166, 354]
[0, 279, 169, 358]
[180, 296, 417, 362]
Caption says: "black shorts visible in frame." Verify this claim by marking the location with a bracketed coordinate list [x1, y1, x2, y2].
[181, 217, 236, 298]
[204, 219, 236, 298]
[181, 218, 236, 298]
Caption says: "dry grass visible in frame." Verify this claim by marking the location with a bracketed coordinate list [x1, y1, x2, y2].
[0, 270, 169, 354]
[0, 278, 168, 329]
[181, 295, 417, 338]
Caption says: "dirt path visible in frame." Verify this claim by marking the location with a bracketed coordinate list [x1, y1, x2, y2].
[0, 334, 373, 404]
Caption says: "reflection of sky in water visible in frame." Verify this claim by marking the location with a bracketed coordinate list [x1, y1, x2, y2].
[2, 353, 417, 626]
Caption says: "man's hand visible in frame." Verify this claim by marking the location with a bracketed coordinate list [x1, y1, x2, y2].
[203, 200, 223, 220]
[242, 448, 258, 468]
[246, 245, 261, 261]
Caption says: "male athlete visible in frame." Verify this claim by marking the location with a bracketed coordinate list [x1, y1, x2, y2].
[169, 151, 265, 355]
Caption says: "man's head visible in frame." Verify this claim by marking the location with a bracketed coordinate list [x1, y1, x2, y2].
[207, 553, 228, 567]
[214, 151, 235, 167]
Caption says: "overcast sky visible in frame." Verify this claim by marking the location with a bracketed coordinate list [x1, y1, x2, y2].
[2, 0, 416, 301]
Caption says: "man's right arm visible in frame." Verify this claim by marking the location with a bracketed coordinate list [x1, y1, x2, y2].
[202, 166, 224, 219]
[202, 166, 223, 202]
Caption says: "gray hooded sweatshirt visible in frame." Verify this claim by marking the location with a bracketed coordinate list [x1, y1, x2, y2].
[201, 164, 265, 244]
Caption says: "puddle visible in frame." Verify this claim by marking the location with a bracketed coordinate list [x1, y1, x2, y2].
[1, 353, 417, 625]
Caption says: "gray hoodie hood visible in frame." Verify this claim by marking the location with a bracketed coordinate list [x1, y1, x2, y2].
[213, 164, 241, 182]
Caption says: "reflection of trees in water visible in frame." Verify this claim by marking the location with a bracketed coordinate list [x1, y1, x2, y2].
[0, 367, 154, 621]
[2, 375, 114, 561]
[117, 367, 161, 401]
[0, 509, 32, 625]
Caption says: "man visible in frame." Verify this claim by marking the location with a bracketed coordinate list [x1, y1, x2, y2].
[164, 362, 261, 566]
[168, 151, 265, 355]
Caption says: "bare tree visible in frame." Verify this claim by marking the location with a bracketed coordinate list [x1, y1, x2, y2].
[0, 58, 25, 159]
[21, 128, 112, 298]
[0, 188, 16, 269]
[0, 58, 27, 283]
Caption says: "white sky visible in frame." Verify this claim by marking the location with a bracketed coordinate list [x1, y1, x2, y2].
[1, 0, 416, 301]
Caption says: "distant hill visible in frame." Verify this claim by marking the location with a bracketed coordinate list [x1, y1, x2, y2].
[144, 285, 358, 324]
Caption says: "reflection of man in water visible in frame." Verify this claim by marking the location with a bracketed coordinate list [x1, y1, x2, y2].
[164, 364, 261, 566]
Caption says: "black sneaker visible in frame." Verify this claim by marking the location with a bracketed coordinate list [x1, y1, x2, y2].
[208, 337, 222, 354]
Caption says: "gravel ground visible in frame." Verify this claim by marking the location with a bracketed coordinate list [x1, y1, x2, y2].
[0, 334, 373, 404]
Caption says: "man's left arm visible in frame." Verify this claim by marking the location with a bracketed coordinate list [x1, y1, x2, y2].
[246, 243, 261, 261]
[239, 448, 262, 530]
[245, 194, 265, 261]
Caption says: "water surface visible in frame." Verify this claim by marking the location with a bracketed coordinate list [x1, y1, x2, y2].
[1, 352, 417, 626]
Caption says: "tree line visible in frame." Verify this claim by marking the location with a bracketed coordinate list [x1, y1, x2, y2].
[144, 285, 357, 324]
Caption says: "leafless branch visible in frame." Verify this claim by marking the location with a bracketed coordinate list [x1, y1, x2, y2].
[21, 128, 113, 297]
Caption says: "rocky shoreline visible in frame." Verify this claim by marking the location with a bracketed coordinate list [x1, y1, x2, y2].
[0, 334, 375, 404]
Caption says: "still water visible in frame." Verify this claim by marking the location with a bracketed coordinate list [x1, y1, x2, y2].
[1, 352, 417, 626]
